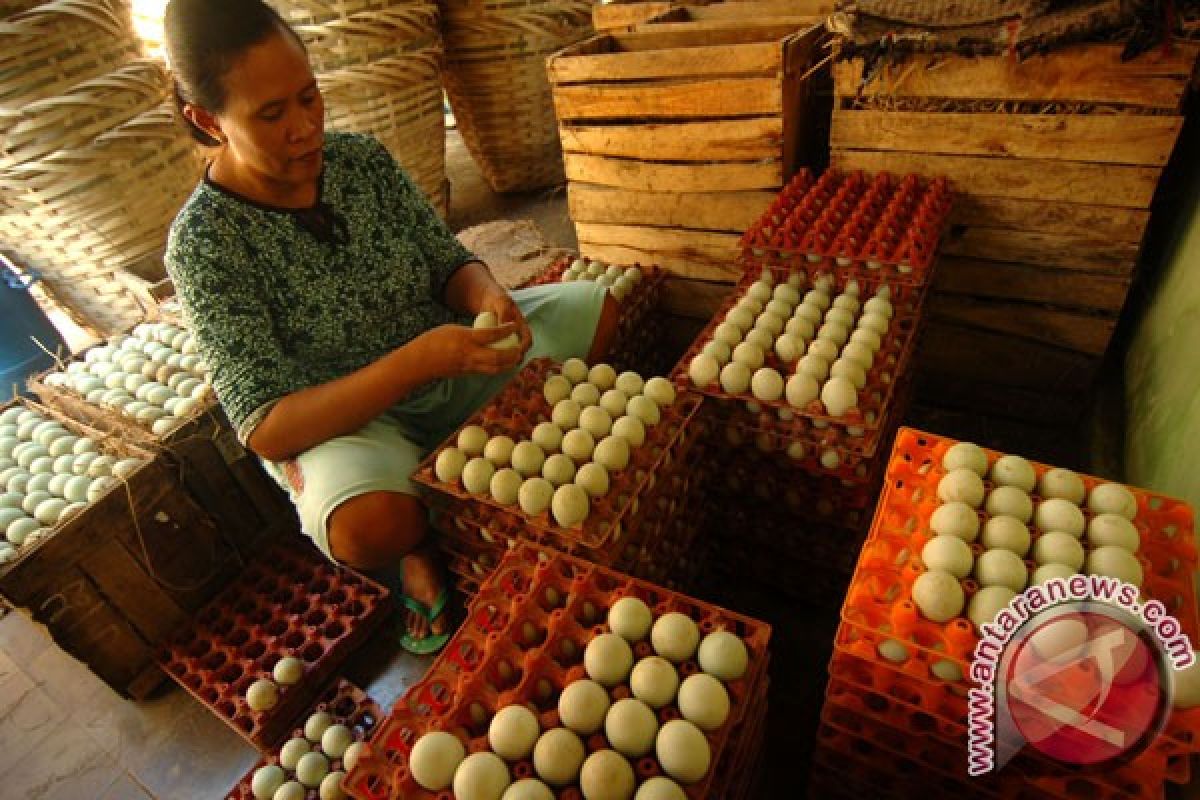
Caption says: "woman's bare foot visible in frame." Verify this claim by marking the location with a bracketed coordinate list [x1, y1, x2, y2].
[401, 546, 449, 640]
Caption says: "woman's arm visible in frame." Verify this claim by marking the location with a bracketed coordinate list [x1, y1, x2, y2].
[247, 322, 522, 461]
[444, 261, 533, 353]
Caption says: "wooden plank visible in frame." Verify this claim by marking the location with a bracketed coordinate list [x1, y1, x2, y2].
[560, 118, 783, 161]
[941, 227, 1140, 274]
[593, 1, 676, 32]
[928, 294, 1117, 356]
[577, 224, 744, 281]
[634, 17, 820, 35]
[831, 149, 1160, 208]
[933, 257, 1131, 314]
[916, 321, 1100, 393]
[549, 40, 781, 84]
[565, 153, 782, 192]
[609, 23, 807, 53]
[948, 196, 1149, 242]
[832, 43, 1200, 110]
[831, 109, 1183, 166]
[683, 1, 833, 19]
[80, 538, 189, 644]
[662, 276, 734, 319]
[908, 394, 1085, 455]
[553, 77, 782, 121]
[568, 184, 775, 231]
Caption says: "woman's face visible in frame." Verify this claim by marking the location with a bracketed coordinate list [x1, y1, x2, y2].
[208, 29, 325, 192]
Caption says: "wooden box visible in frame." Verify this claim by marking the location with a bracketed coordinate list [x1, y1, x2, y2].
[29, 331, 294, 549]
[548, 20, 825, 294]
[594, 0, 831, 33]
[0, 399, 240, 698]
[829, 42, 1199, 424]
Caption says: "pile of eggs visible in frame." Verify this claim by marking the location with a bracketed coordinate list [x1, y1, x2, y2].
[560, 258, 644, 303]
[434, 360, 677, 529]
[245, 655, 307, 715]
[406, 596, 750, 800]
[249, 694, 369, 800]
[0, 405, 146, 562]
[39, 321, 213, 436]
[911, 442, 1145, 634]
[687, 271, 896, 421]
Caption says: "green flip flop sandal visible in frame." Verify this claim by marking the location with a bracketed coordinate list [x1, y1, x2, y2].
[399, 586, 452, 655]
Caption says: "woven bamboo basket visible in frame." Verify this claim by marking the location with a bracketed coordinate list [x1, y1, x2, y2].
[0, 0, 42, 17]
[0, 0, 141, 113]
[131, 0, 167, 58]
[0, 58, 167, 173]
[282, 0, 440, 71]
[0, 102, 203, 334]
[440, 0, 593, 192]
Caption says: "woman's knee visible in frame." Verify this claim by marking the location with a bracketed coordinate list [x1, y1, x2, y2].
[327, 490, 428, 569]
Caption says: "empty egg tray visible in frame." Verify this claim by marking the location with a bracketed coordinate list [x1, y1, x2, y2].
[226, 678, 383, 799]
[838, 427, 1199, 783]
[739, 168, 954, 287]
[159, 539, 391, 750]
[342, 543, 772, 800]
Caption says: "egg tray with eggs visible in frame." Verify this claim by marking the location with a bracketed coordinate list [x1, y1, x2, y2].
[738, 167, 954, 288]
[227, 678, 381, 800]
[158, 540, 392, 751]
[343, 543, 771, 800]
[412, 358, 704, 553]
[821, 654, 1165, 800]
[672, 263, 924, 465]
[836, 428, 1199, 782]
[0, 397, 158, 568]
[27, 318, 218, 447]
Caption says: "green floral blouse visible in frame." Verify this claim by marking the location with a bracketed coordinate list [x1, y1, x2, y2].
[165, 133, 474, 442]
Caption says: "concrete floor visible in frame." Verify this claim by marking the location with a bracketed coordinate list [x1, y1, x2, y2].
[0, 128, 576, 800]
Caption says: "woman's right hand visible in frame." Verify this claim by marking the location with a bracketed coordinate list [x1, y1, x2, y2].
[418, 323, 524, 378]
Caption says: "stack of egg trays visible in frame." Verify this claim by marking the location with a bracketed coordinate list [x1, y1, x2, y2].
[342, 543, 772, 800]
[413, 358, 705, 557]
[821, 649, 1165, 800]
[226, 678, 382, 799]
[520, 255, 670, 376]
[670, 264, 924, 470]
[835, 427, 1199, 787]
[738, 168, 954, 288]
[158, 539, 392, 749]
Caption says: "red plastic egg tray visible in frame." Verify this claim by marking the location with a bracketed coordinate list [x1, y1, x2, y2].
[342, 544, 771, 800]
[670, 264, 922, 468]
[159, 539, 392, 750]
[740, 168, 953, 287]
[225, 678, 383, 799]
[836, 427, 1199, 784]
[413, 358, 704, 553]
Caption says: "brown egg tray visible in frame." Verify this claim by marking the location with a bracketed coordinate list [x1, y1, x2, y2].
[413, 358, 704, 552]
[342, 544, 771, 800]
[226, 678, 383, 799]
[158, 540, 391, 750]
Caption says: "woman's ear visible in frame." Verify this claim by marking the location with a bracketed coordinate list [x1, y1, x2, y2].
[183, 103, 225, 145]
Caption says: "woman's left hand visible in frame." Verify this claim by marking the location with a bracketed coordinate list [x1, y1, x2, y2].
[481, 289, 533, 356]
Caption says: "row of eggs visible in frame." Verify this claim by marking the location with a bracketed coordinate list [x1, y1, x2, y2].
[689, 271, 895, 418]
[0, 406, 146, 556]
[406, 596, 749, 800]
[434, 362, 677, 528]
[40, 321, 213, 435]
[249, 693, 368, 800]
[560, 259, 645, 302]
[911, 443, 1148, 629]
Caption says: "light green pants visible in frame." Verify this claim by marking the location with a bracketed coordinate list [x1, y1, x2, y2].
[264, 281, 607, 556]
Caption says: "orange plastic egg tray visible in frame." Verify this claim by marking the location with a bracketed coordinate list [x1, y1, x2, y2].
[342, 544, 771, 800]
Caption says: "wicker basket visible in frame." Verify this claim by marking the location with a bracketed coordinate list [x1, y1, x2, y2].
[0, 0, 141, 113]
[0, 102, 203, 334]
[278, 0, 449, 214]
[0, 58, 167, 172]
[440, 0, 593, 192]
[0, 0, 42, 17]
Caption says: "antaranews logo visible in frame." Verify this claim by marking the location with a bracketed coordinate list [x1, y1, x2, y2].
[967, 574, 1194, 775]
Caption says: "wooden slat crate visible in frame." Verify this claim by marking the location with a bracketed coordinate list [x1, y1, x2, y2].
[829, 42, 1200, 424]
[549, 17, 826, 333]
[594, 0, 832, 33]
[0, 399, 240, 698]
[28, 326, 294, 549]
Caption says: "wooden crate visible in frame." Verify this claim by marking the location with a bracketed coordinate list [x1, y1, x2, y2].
[29, 338, 294, 550]
[0, 399, 241, 698]
[829, 42, 1199, 422]
[548, 19, 826, 313]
